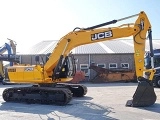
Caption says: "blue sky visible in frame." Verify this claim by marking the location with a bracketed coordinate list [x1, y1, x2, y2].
[0, 0, 159, 53]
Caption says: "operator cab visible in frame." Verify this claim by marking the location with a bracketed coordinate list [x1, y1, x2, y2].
[36, 53, 76, 79]
[52, 54, 76, 80]
[59, 55, 76, 78]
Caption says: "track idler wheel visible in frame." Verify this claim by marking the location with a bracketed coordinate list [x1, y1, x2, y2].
[126, 77, 157, 107]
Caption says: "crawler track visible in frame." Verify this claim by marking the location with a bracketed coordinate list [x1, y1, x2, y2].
[2, 83, 87, 105]
[56, 83, 87, 97]
[2, 86, 72, 106]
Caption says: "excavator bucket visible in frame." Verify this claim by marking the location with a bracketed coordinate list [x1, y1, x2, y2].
[126, 80, 156, 107]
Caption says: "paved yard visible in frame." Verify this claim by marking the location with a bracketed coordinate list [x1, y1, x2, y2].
[0, 83, 160, 120]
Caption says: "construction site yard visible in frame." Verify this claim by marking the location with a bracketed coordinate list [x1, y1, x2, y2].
[0, 83, 160, 120]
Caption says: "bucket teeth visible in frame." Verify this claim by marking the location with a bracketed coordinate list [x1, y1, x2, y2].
[126, 80, 156, 107]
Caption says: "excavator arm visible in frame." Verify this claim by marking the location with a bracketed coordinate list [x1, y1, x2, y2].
[45, 11, 155, 81]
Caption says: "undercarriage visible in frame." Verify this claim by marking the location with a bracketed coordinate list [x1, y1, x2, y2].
[2, 83, 87, 106]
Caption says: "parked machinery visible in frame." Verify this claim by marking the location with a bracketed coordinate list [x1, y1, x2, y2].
[3, 11, 157, 107]
[0, 39, 19, 82]
[145, 49, 160, 88]
[89, 63, 136, 83]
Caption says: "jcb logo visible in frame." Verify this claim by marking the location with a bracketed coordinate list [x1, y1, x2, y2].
[25, 67, 34, 71]
[91, 30, 113, 40]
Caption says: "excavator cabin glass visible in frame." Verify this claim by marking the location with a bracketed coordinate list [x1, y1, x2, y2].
[58, 55, 76, 78]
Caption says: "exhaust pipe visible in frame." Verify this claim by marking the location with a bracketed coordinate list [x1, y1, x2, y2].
[126, 77, 156, 107]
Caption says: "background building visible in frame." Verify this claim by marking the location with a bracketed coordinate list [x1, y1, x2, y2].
[18, 39, 160, 81]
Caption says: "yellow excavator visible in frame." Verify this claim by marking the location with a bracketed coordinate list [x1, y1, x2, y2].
[3, 11, 156, 107]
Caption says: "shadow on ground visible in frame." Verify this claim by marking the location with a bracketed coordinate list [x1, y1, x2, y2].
[0, 96, 118, 120]
[137, 103, 160, 113]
